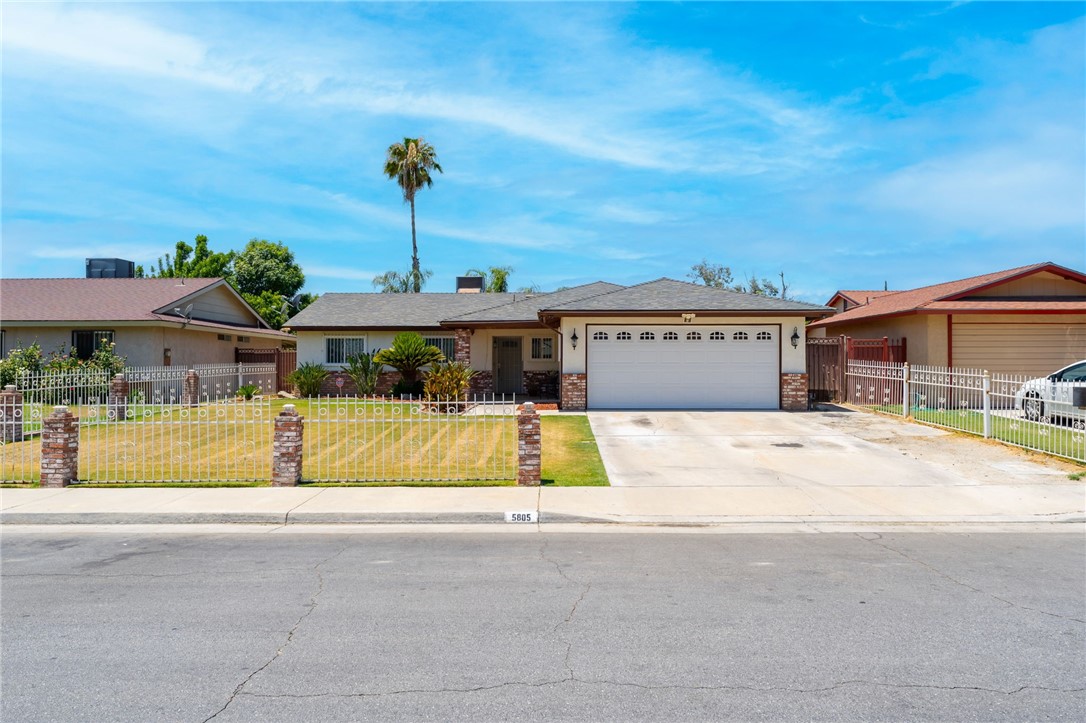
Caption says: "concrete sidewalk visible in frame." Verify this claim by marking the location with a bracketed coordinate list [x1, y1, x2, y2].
[2, 483, 1083, 526]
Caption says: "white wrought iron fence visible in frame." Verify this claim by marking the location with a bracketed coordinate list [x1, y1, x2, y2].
[126, 363, 276, 403]
[0, 405, 42, 483]
[303, 394, 517, 482]
[76, 396, 274, 483]
[846, 360, 1086, 463]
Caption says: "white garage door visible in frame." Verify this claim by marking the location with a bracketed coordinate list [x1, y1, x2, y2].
[586, 325, 780, 409]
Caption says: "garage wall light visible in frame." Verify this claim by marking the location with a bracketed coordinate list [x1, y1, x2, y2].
[791, 327, 800, 348]
[682, 313, 696, 323]
[570, 329, 579, 350]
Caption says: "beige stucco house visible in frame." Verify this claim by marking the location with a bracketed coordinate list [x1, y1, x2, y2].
[0, 277, 294, 367]
[285, 278, 833, 410]
[808, 262, 1086, 376]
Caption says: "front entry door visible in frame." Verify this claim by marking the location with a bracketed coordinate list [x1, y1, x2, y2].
[493, 337, 523, 394]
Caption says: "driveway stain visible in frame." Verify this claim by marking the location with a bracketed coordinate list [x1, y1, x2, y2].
[632, 417, 654, 428]
[772, 443, 804, 448]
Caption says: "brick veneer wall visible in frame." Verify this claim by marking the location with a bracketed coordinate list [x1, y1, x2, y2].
[781, 373, 808, 411]
[469, 371, 494, 395]
[316, 371, 401, 397]
[561, 373, 587, 411]
[454, 329, 472, 363]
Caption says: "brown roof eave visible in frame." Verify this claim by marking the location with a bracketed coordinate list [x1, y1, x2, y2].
[438, 320, 547, 329]
[283, 325, 450, 333]
[540, 309, 834, 320]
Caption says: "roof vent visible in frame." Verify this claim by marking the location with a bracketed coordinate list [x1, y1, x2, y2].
[86, 258, 135, 279]
[456, 276, 483, 293]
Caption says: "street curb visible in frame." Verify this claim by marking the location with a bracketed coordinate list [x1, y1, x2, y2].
[2, 513, 1081, 526]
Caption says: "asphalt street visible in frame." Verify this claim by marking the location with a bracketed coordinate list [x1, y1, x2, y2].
[2, 529, 1083, 722]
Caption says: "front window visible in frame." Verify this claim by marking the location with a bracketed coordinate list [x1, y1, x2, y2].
[325, 336, 367, 365]
[72, 330, 114, 360]
[423, 336, 456, 360]
[531, 337, 554, 360]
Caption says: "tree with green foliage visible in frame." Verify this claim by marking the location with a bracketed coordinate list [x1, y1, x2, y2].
[374, 332, 445, 391]
[144, 235, 235, 279]
[234, 239, 305, 298]
[465, 266, 514, 293]
[688, 259, 790, 299]
[384, 137, 443, 293]
[138, 235, 314, 329]
[372, 268, 433, 293]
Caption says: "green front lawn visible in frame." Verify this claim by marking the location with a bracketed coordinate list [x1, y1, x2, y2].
[541, 415, 610, 486]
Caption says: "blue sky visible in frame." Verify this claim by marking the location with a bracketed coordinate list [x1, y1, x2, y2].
[3, 2, 1083, 303]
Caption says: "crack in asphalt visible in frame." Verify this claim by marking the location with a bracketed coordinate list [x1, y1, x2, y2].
[235, 680, 1086, 700]
[202, 544, 348, 722]
[855, 532, 1086, 625]
[539, 537, 592, 682]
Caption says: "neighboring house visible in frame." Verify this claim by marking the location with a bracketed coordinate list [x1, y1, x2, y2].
[285, 278, 833, 410]
[0, 277, 294, 367]
[808, 262, 1086, 376]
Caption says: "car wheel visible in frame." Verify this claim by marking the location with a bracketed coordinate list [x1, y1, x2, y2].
[1022, 394, 1044, 421]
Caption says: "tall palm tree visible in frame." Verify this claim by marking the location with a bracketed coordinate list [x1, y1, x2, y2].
[384, 137, 443, 293]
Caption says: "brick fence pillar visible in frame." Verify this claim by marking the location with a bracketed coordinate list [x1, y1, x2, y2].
[517, 402, 541, 486]
[41, 406, 78, 488]
[781, 373, 809, 411]
[454, 329, 472, 363]
[182, 370, 200, 406]
[107, 373, 129, 422]
[0, 385, 24, 443]
[272, 404, 304, 486]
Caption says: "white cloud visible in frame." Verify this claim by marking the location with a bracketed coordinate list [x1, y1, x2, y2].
[868, 144, 1084, 235]
[3, 5, 258, 92]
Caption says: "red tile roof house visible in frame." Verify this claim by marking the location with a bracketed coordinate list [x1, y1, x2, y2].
[0, 277, 294, 367]
[808, 262, 1086, 376]
[284, 278, 833, 410]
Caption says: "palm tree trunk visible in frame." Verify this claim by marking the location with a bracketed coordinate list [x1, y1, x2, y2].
[410, 197, 420, 293]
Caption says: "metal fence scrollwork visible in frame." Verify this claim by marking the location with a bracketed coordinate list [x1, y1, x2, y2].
[847, 360, 1085, 463]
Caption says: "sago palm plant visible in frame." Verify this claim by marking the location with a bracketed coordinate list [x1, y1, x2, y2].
[373, 333, 445, 388]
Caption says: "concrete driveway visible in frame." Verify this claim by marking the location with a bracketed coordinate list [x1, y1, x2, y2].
[588, 409, 1075, 487]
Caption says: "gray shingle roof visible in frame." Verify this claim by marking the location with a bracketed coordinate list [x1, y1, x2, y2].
[285, 292, 521, 329]
[540, 278, 833, 315]
[444, 282, 625, 323]
[286, 278, 832, 329]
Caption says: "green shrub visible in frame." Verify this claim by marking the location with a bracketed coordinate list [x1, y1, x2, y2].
[423, 361, 476, 402]
[390, 378, 424, 397]
[236, 384, 260, 400]
[287, 362, 329, 397]
[0, 342, 44, 388]
[344, 351, 382, 396]
[373, 333, 444, 385]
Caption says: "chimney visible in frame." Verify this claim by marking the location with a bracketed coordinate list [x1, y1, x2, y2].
[86, 258, 135, 278]
[456, 276, 483, 293]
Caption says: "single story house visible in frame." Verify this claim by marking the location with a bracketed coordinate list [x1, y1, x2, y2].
[808, 262, 1086, 376]
[284, 278, 833, 410]
[0, 277, 294, 367]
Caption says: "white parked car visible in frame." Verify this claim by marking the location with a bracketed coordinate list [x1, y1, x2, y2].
[1015, 360, 1086, 421]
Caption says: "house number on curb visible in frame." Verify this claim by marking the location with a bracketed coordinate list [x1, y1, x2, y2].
[505, 511, 537, 523]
